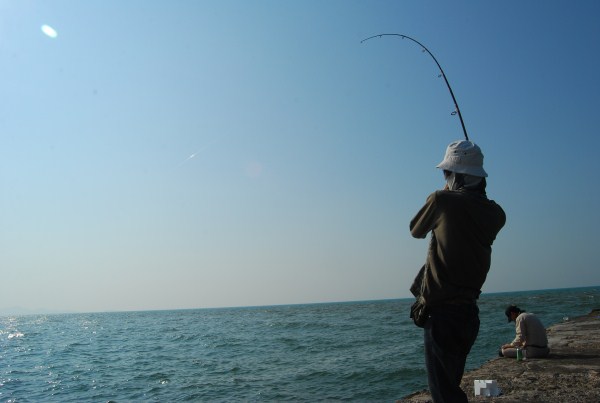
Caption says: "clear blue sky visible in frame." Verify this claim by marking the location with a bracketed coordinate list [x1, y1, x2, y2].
[1, 0, 599, 314]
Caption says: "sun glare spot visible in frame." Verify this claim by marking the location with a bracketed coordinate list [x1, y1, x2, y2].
[41, 24, 58, 38]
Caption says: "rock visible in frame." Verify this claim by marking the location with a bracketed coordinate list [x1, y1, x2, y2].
[398, 309, 600, 402]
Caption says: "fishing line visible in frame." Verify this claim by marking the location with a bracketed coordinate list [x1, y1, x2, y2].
[361, 34, 469, 141]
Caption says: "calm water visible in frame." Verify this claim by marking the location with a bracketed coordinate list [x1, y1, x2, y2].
[1, 287, 598, 402]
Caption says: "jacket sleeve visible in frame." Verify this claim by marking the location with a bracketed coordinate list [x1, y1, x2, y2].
[511, 315, 526, 346]
[410, 192, 439, 239]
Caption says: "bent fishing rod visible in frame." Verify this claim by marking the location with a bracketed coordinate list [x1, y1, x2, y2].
[361, 34, 470, 141]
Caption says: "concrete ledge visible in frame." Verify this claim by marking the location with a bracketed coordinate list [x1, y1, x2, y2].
[398, 309, 600, 402]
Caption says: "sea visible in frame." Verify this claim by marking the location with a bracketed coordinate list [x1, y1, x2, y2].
[1, 286, 599, 402]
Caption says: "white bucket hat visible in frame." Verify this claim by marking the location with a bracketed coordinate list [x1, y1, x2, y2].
[436, 140, 488, 177]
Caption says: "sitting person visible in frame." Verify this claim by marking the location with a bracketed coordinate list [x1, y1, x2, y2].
[500, 305, 550, 358]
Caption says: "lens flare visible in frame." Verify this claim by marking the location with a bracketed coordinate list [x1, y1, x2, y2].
[41, 24, 58, 38]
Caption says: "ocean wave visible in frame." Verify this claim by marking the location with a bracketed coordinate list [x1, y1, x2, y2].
[1, 287, 598, 401]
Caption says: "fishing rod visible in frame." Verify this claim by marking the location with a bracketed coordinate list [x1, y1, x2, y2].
[361, 34, 469, 141]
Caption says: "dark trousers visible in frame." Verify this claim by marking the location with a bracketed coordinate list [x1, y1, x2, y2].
[424, 303, 480, 403]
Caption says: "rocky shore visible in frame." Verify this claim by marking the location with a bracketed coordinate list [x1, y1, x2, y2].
[398, 309, 600, 402]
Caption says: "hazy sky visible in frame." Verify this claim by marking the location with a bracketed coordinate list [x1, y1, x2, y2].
[2, 0, 599, 314]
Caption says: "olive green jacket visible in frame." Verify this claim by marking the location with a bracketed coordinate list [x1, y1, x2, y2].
[410, 189, 506, 306]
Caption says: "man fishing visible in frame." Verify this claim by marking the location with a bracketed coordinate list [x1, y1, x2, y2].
[409, 140, 506, 403]
[500, 305, 550, 358]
